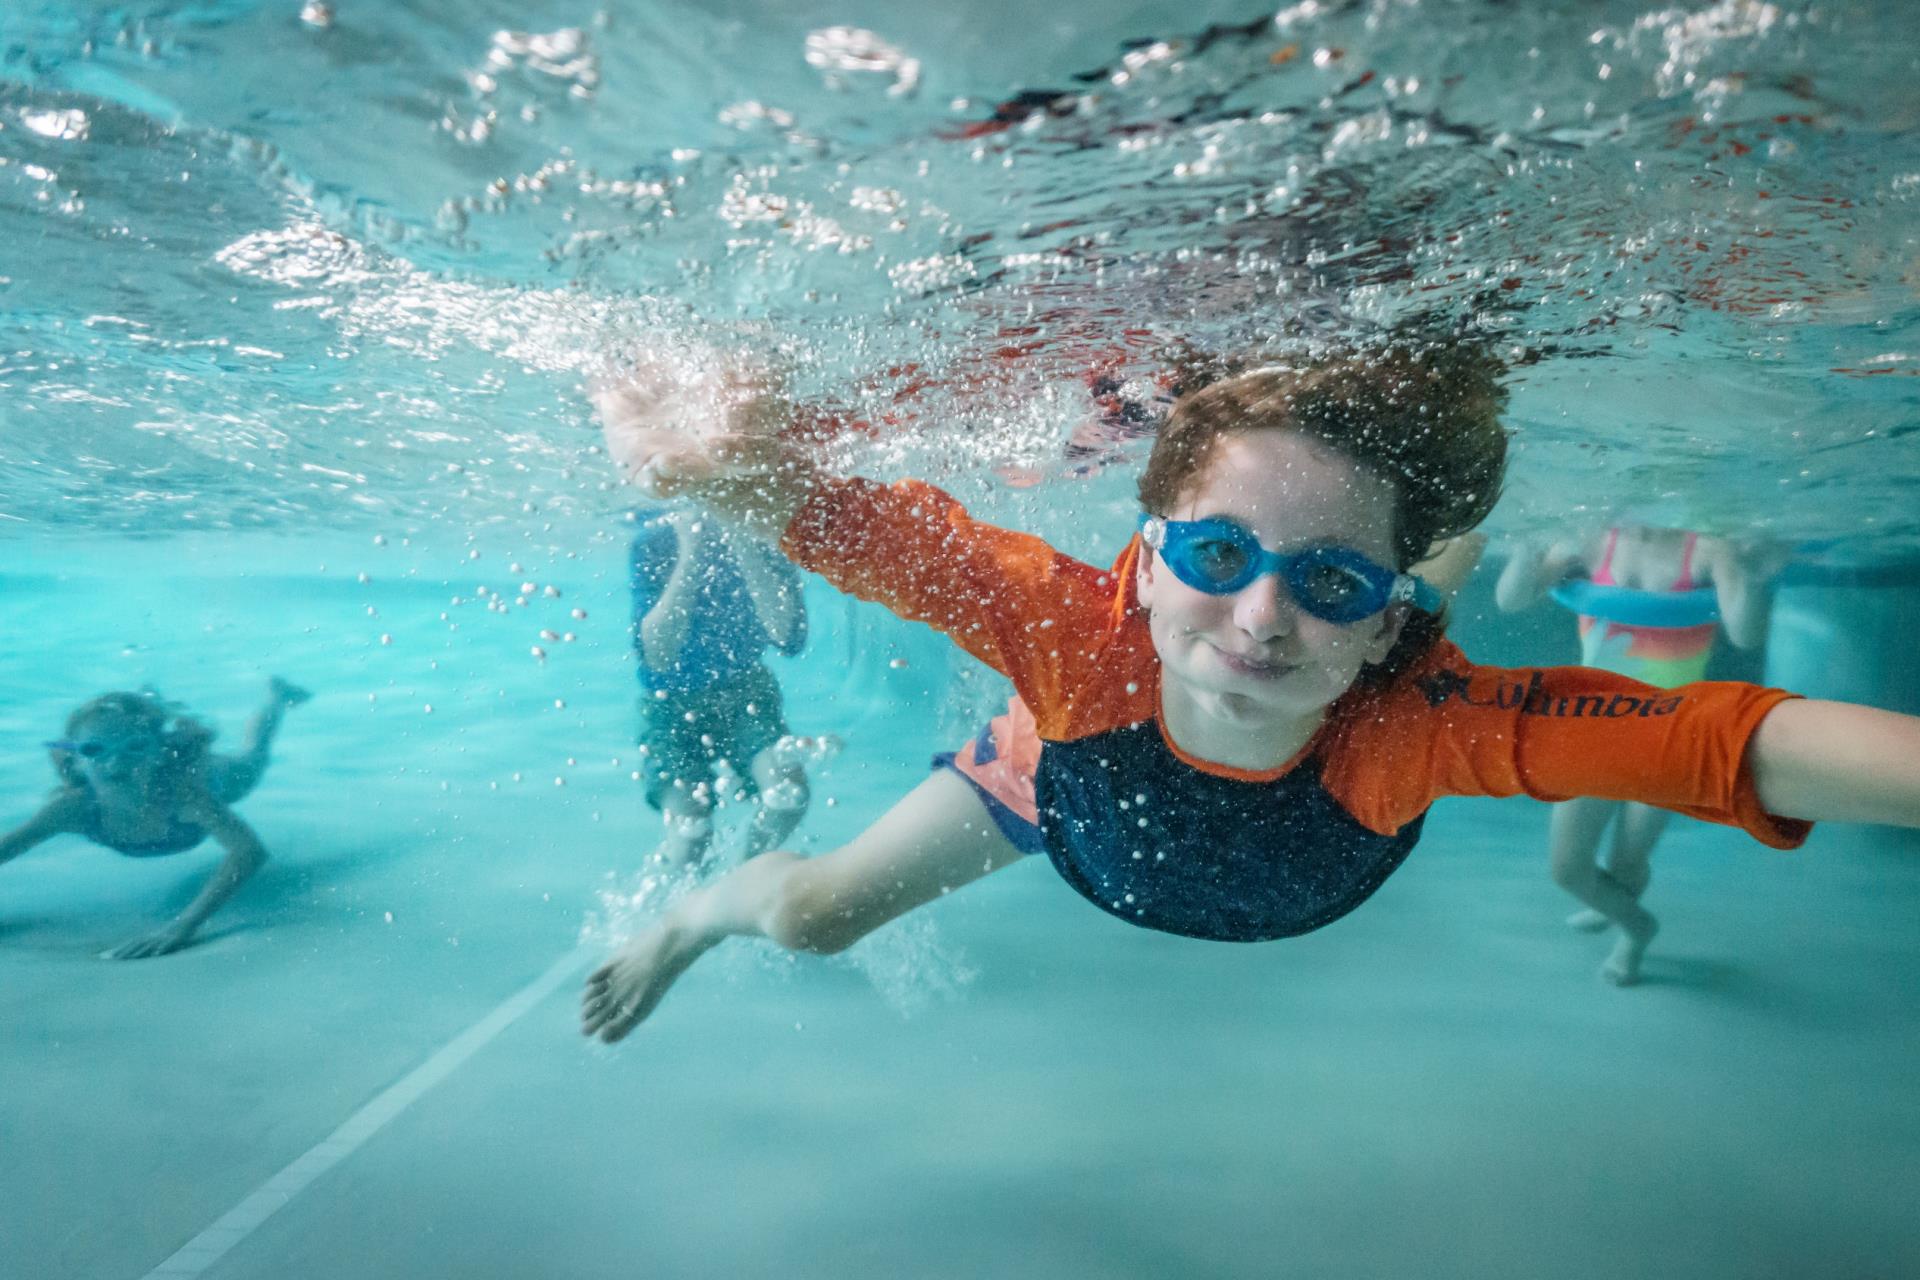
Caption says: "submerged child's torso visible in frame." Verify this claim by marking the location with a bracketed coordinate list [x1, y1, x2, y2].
[1033, 719, 1425, 941]
[81, 794, 207, 857]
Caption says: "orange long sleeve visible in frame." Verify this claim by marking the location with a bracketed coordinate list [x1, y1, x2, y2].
[1325, 641, 1810, 848]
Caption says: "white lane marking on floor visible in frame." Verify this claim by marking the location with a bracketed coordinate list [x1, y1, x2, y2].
[139, 943, 593, 1280]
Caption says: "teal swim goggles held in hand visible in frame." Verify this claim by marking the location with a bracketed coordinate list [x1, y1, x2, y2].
[1139, 514, 1441, 623]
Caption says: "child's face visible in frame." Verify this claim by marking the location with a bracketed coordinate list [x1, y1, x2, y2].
[66, 711, 163, 792]
[1135, 429, 1408, 729]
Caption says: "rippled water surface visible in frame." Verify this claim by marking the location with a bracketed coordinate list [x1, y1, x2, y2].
[3, 0, 1917, 546]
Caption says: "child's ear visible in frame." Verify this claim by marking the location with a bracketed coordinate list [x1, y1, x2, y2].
[1362, 602, 1411, 664]
[1134, 541, 1157, 611]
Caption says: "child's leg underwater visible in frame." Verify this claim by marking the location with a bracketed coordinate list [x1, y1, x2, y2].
[1605, 802, 1668, 900]
[206, 676, 312, 803]
[651, 789, 717, 868]
[741, 744, 809, 859]
[1566, 801, 1669, 933]
[1554, 797, 1616, 933]
[582, 768, 1022, 1043]
[1549, 797, 1659, 985]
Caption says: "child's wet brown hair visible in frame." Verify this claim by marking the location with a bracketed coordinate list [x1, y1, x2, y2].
[50, 692, 214, 789]
[1137, 343, 1511, 683]
[1138, 342, 1509, 569]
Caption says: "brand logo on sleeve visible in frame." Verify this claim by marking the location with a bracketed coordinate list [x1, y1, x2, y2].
[1417, 669, 1684, 718]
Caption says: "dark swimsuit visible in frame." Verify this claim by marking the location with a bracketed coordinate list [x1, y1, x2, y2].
[1033, 724, 1423, 942]
[92, 807, 208, 857]
[944, 713, 1423, 942]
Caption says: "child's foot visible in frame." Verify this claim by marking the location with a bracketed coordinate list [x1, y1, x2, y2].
[270, 677, 313, 707]
[1601, 911, 1659, 987]
[647, 812, 713, 871]
[580, 923, 708, 1042]
[646, 836, 710, 873]
[1566, 908, 1611, 933]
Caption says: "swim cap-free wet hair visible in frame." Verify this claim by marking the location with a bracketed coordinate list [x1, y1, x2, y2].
[1136, 342, 1510, 683]
[1137, 343, 1509, 570]
[49, 691, 214, 790]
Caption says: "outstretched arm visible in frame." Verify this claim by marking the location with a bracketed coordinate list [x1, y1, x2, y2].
[0, 793, 83, 868]
[1747, 699, 1920, 828]
[595, 352, 1116, 704]
[728, 533, 807, 653]
[105, 803, 268, 960]
[583, 769, 1021, 1043]
[1700, 538, 1787, 651]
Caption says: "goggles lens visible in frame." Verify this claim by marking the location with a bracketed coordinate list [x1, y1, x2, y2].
[44, 735, 151, 760]
[1139, 515, 1409, 624]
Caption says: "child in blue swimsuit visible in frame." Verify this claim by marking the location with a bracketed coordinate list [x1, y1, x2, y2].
[580, 343, 1920, 1040]
[0, 678, 309, 958]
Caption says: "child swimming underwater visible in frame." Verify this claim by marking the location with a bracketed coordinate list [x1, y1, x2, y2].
[0, 678, 310, 959]
[580, 343, 1920, 1040]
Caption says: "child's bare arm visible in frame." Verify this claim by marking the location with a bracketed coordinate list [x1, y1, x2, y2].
[1747, 699, 1920, 828]
[0, 793, 84, 867]
[1494, 537, 1587, 612]
[1414, 533, 1486, 598]
[104, 803, 268, 960]
[728, 533, 806, 652]
[636, 516, 705, 668]
[1700, 537, 1786, 651]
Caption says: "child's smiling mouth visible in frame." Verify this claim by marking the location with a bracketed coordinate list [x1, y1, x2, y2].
[1208, 643, 1296, 678]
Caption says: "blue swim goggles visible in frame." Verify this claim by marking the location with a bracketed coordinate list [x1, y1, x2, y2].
[1139, 514, 1439, 623]
[41, 740, 145, 759]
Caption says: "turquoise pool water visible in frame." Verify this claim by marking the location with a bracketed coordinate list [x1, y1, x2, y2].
[3, 3, 1918, 1277]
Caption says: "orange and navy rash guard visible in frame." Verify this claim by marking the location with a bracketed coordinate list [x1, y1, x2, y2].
[782, 476, 1812, 942]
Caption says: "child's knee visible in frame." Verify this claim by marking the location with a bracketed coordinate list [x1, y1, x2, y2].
[761, 860, 853, 955]
[1548, 852, 1592, 892]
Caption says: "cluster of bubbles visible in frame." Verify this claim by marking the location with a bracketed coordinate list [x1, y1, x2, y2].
[6, 2, 1918, 548]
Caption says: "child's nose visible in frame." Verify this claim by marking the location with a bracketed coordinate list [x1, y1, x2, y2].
[1232, 572, 1297, 640]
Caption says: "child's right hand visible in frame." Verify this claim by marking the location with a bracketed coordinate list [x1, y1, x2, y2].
[590, 348, 788, 500]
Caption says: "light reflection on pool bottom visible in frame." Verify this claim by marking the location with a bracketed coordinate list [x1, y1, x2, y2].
[2, 555, 1917, 1279]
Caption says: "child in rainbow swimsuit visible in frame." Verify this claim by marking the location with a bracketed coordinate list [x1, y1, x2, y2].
[1498, 526, 1782, 981]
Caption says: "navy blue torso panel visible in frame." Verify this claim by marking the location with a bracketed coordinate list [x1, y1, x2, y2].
[101, 819, 207, 857]
[1034, 722, 1425, 942]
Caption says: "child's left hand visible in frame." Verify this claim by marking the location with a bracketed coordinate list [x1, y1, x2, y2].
[103, 921, 195, 960]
